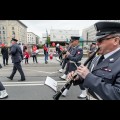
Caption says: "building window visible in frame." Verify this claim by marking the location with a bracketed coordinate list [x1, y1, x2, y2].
[3, 27, 4, 30]
[0, 31, 1, 34]
[12, 27, 14, 30]
[12, 31, 15, 35]
[3, 31, 5, 34]
[53, 35, 56, 38]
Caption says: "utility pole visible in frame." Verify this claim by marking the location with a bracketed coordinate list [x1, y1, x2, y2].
[46, 29, 49, 47]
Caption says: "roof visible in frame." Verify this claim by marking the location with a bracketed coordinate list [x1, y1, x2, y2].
[18, 20, 28, 28]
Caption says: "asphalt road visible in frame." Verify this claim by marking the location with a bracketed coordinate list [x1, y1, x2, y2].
[0, 56, 87, 100]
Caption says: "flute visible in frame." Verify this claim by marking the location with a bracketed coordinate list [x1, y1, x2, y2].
[53, 47, 100, 100]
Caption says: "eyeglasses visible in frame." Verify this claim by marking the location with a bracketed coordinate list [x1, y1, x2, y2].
[97, 36, 116, 43]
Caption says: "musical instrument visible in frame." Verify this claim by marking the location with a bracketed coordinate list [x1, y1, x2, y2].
[53, 47, 100, 100]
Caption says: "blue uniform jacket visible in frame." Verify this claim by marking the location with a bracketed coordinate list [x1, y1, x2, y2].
[67, 45, 83, 63]
[83, 49, 120, 100]
[9, 44, 23, 63]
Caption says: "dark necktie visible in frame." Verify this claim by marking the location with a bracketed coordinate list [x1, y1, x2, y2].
[97, 55, 104, 65]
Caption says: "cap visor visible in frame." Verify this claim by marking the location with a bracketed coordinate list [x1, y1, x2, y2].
[94, 34, 109, 41]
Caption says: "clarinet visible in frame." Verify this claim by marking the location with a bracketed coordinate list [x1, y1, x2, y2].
[53, 48, 100, 100]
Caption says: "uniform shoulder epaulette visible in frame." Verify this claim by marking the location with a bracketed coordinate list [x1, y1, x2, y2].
[78, 46, 83, 50]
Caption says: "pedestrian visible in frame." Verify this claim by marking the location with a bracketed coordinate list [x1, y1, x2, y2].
[7, 38, 26, 81]
[43, 44, 49, 64]
[67, 21, 120, 100]
[56, 43, 59, 55]
[24, 49, 30, 64]
[32, 45, 38, 63]
[1, 44, 9, 66]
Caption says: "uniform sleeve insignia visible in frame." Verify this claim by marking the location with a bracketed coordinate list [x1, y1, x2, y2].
[109, 58, 114, 62]
[77, 51, 81, 54]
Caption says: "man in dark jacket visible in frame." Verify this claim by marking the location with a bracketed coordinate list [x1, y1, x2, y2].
[7, 38, 26, 81]
[1, 44, 9, 66]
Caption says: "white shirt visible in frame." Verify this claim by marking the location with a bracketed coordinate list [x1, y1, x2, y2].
[104, 47, 120, 59]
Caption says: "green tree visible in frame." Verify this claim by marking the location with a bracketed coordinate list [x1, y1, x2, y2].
[79, 37, 84, 49]
[46, 36, 50, 46]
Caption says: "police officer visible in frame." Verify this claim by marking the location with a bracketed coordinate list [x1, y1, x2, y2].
[59, 41, 73, 73]
[7, 38, 26, 81]
[60, 36, 83, 79]
[60, 36, 84, 97]
[67, 21, 120, 100]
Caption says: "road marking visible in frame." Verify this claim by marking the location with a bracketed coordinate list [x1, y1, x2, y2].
[4, 84, 45, 86]
[2, 81, 66, 84]
[3, 83, 67, 86]
[2, 81, 67, 86]
[0, 67, 59, 74]
[0, 68, 12, 71]
[24, 68, 59, 74]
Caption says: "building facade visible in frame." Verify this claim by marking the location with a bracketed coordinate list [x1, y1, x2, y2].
[41, 33, 47, 45]
[36, 35, 40, 45]
[50, 29, 80, 42]
[27, 32, 37, 45]
[0, 20, 27, 46]
[82, 20, 120, 46]
[82, 25, 96, 41]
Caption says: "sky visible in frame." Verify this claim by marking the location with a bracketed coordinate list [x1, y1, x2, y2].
[20, 20, 99, 37]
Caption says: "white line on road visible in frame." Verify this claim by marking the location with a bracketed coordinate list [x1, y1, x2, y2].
[2, 81, 66, 84]
[1, 68, 59, 74]
[0, 68, 12, 71]
[3, 83, 66, 87]
[4, 84, 45, 86]
[2, 80, 67, 86]
[24, 68, 59, 74]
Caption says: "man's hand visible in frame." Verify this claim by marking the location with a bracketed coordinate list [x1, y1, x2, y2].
[67, 71, 80, 81]
[77, 65, 90, 79]
[67, 71, 75, 81]
[66, 51, 70, 57]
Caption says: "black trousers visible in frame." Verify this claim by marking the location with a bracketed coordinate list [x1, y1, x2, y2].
[25, 58, 29, 64]
[0, 82, 5, 91]
[79, 84, 86, 90]
[64, 62, 70, 75]
[33, 55, 38, 63]
[10, 62, 25, 80]
[62, 59, 68, 69]
[3, 57, 8, 66]
[64, 62, 84, 91]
